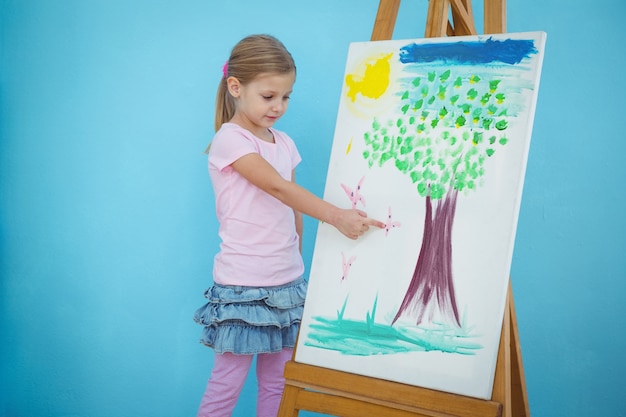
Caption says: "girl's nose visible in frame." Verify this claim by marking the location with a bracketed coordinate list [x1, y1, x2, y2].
[272, 102, 283, 112]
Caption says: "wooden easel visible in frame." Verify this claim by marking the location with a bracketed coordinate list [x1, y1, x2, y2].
[278, 1, 529, 416]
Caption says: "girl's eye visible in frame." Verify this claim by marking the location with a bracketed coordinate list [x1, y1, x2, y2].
[262, 96, 272, 100]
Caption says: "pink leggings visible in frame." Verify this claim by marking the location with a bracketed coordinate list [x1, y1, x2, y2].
[197, 348, 293, 417]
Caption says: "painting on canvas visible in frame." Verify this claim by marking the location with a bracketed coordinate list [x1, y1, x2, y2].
[295, 31, 546, 399]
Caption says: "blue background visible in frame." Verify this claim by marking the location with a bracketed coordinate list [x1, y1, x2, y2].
[1, 1, 624, 416]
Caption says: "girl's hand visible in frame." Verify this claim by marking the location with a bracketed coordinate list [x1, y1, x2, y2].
[334, 209, 385, 240]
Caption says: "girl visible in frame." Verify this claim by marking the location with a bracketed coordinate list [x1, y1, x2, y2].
[194, 34, 383, 417]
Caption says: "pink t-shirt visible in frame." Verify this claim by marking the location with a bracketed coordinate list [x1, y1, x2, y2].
[208, 123, 304, 286]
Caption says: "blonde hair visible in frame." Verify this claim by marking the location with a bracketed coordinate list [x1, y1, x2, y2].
[213, 34, 296, 137]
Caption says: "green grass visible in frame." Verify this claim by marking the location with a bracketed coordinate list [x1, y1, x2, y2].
[304, 295, 482, 356]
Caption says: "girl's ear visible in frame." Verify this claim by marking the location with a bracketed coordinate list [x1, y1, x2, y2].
[226, 77, 241, 98]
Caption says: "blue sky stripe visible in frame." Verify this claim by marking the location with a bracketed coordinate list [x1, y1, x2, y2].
[399, 38, 538, 65]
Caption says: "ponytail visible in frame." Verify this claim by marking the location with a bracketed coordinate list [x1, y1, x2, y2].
[206, 78, 235, 153]
[214, 78, 236, 132]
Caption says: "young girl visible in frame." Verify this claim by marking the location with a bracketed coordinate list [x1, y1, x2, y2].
[194, 34, 384, 417]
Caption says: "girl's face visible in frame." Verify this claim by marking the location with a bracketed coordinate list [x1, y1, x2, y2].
[227, 71, 295, 141]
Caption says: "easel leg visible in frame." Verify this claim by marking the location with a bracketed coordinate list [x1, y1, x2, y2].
[491, 283, 530, 417]
[508, 287, 531, 416]
[425, 0, 450, 37]
[371, 0, 401, 41]
[485, 0, 506, 33]
[277, 384, 301, 417]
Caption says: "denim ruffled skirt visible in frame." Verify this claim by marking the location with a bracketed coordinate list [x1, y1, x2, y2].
[193, 277, 307, 355]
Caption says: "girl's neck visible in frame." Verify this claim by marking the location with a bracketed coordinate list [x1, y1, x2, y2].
[229, 118, 274, 143]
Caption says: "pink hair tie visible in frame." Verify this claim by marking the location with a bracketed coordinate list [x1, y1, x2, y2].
[222, 61, 229, 78]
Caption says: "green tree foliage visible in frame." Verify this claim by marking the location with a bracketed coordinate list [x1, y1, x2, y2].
[363, 69, 511, 199]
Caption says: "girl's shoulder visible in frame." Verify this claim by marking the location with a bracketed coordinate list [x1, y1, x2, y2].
[212, 123, 257, 147]
[215, 122, 248, 139]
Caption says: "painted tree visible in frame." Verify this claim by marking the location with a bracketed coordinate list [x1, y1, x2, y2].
[362, 68, 514, 327]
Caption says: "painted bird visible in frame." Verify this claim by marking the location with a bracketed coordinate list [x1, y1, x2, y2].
[383, 206, 401, 237]
[341, 252, 357, 281]
[341, 176, 366, 209]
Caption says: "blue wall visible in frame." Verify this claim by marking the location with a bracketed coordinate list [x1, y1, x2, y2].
[1, 1, 624, 416]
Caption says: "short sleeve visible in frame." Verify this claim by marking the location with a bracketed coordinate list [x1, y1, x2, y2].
[209, 125, 260, 172]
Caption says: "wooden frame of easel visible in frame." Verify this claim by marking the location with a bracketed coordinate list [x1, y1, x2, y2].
[278, 1, 529, 416]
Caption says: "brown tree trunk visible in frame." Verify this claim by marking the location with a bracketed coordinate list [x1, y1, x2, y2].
[392, 188, 461, 326]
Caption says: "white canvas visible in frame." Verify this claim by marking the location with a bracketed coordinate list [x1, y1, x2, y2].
[295, 31, 546, 399]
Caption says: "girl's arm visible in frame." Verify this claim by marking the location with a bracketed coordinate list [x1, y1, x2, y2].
[292, 170, 304, 253]
[231, 153, 384, 240]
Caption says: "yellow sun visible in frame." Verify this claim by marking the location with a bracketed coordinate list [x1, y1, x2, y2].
[345, 53, 393, 102]
[343, 51, 397, 119]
